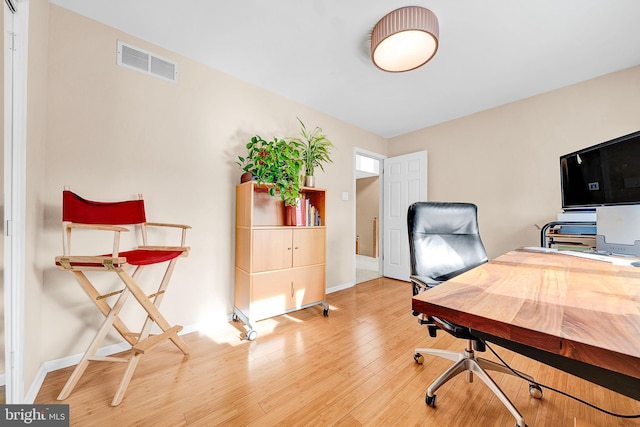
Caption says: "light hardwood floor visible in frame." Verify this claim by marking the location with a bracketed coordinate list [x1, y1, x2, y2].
[36, 278, 640, 426]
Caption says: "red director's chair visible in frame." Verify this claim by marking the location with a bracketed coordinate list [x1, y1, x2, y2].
[55, 189, 191, 406]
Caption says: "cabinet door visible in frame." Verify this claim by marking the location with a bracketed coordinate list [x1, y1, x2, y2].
[252, 229, 293, 272]
[251, 270, 294, 320]
[291, 265, 326, 308]
[292, 228, 326, 267]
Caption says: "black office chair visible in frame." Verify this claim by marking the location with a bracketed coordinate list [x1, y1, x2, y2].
[408, 202, 542, 427]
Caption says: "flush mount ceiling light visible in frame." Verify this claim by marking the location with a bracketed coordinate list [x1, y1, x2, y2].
[371, 6, 439, 72]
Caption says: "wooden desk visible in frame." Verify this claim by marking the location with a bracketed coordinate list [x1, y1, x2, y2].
[412, 249, 640, 400]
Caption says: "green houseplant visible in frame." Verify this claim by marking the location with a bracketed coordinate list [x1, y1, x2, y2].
[292, 118, 333, 188]
[236, 135, 304, 206]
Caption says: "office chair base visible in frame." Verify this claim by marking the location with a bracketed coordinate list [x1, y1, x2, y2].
[415, 342, 542, 427]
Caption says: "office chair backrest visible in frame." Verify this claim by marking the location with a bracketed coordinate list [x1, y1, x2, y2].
[407, 202, 488, 282]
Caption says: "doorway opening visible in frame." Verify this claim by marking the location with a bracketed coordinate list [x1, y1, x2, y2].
[354, 148, 385, 284]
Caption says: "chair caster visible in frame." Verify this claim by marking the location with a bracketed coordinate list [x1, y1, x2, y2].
[413, 352, 424, 365]
[246, 330, 257, 341]
[425, 393, 436, 407]
[323, 308, 329, 317]
[529, 383, 543, 399]
[232, 313, 238, 322]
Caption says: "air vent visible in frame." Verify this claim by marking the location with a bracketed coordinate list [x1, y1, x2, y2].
[117, 40, 177, 83]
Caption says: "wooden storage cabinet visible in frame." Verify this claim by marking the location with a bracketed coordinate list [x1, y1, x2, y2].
[233, 181, 328, 340]
[248, 228, 325, 272]
[249, 264, 325, 321]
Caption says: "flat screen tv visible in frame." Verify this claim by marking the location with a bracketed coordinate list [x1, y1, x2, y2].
[560, 130, 640, 210]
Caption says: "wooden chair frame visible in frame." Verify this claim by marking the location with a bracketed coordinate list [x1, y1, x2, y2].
[55, 190, 191, 406]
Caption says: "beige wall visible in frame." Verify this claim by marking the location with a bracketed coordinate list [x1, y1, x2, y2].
[35, 5, 387, 371]
[356, 176, 379, 257]
[388, 65, 640, 259]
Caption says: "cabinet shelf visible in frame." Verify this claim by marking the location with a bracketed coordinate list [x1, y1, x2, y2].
[236, 181, 326, 227]
[233, 181, 329, 340]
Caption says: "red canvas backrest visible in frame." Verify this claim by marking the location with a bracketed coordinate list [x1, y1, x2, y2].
[62, 190, 146, 225]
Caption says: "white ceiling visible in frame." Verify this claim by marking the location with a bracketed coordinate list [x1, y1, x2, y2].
[50, 0, 640, 138]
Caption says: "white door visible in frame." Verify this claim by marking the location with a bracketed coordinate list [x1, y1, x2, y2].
[383, 151, 427, 281]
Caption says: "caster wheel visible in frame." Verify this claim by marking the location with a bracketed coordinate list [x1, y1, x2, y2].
[413, 353, 424, 365]
[232, 313, 238, 322]
[425, 394, 436, 407]
[246, 330, 257, 341]
[323, 308, 329, 317]
[529, 384, 543, 399]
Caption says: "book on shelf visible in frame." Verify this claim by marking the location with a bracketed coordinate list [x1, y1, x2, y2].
[291, 197, 322, 226]
[307, 200, 321, 226]
[294, 198, 306, 226]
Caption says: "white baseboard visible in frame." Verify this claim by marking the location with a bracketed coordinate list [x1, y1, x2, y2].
[326, 281, 354, 294]
[0, 372, 5, 387]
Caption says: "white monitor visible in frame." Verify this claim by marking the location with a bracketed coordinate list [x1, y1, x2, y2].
[596, 205, 640, 256]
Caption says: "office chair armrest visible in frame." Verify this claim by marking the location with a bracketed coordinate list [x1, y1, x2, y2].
[411, 276, 443, 318]
[433, 261, 487, 282]
[410, 275, 441, 289]
[431, 316, 486, 351]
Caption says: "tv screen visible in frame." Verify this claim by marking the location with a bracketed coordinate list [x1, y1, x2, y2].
[560, 131, 640, 210]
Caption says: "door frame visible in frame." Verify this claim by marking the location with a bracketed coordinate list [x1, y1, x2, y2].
[353, 147, 386, 284]
[4, 0, 28, 403]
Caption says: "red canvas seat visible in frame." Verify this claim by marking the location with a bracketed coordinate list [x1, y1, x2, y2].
[116, 249, 185, 265]
[55, 189, 191, 406]
[55, 249, 184, 268]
